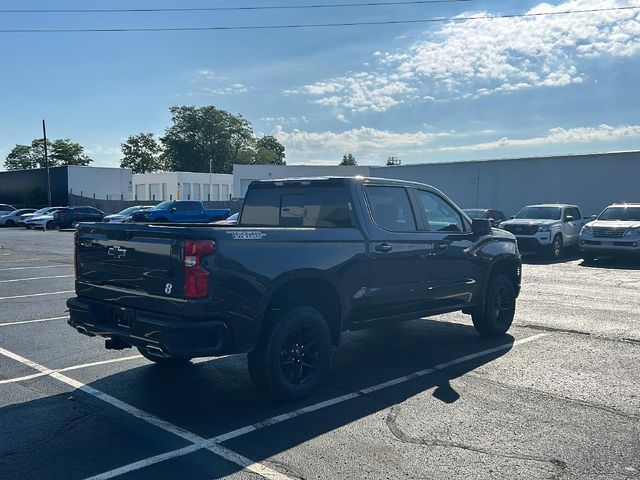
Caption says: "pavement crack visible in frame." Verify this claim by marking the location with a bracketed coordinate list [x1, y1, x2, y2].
[520, 323, 640, 346]
[385, 404, 568, 479]
[466, 373, 640, 421]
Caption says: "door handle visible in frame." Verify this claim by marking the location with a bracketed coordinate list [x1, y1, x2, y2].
[375, 243, 393, 253]
[436, 243, 449, 251]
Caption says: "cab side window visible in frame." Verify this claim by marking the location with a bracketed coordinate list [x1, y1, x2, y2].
[416, 190, 464, 233]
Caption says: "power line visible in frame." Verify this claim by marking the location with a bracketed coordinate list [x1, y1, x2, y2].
[0, 0, 474, 14]
[0, 5, 638, 33]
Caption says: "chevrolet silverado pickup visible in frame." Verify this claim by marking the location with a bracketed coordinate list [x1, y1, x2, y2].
[67, 177, 522, 400]
[499, 204, 587, 259]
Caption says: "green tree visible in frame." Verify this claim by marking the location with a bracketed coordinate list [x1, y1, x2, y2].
[3, 139, 55, 170]
[161, 106, 253, 174]
[50, 139, 93, 166]
[120, 133, 163, 174]
[255, 135, 286, 165]
[340, 153, 357, 166]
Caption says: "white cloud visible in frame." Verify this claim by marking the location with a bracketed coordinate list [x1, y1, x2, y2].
[439, 124, 640, 152]
[288, 0, 640, 111]
[200, 83, 250, 96]
[273, 123, 640, 164]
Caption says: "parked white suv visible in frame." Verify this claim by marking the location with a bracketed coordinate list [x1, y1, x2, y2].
[579, 203, 640, 261]
[499, 204, 587, 259]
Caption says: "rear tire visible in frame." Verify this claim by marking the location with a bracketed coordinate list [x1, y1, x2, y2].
[248, 306, 332, 401]
[45, 220, 54, 230]
[472, 274, 516, 337]
[137, 347, 191, 366]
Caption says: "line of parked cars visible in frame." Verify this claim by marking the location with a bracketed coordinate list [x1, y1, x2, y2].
[0, 201, 235, 230]
[464, 203, 640, 262]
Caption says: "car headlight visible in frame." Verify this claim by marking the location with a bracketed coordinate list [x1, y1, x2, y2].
[537, 225, 551, 232]
[623, 227, 640, 237]
[581, 225, 593, 235]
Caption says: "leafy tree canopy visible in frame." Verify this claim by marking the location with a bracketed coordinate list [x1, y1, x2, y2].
[340, 153, 357, 166]
[4, 138, 92, 170]
[120, 133, 163, 174]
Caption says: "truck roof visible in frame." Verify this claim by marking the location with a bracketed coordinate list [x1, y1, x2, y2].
[525, 204, 579, 208]
[252, 176, 438, 190]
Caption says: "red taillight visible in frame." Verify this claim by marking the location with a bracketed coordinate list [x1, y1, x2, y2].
[184, 240, 215, 299]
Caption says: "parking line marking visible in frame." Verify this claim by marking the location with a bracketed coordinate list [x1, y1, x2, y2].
[0, 290, 74, 300]
[0, 346, 294, 480]
[0, 355, 144, 385]
[0, 265, 72, 272]
[0, 275, 74, 284]
[81, 332, 549, 480]
[0, 315, 69, 327]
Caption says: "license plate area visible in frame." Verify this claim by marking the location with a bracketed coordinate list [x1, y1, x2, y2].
[113, 306, 135, 328]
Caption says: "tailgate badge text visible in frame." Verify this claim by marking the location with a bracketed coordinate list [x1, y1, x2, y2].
[227, 231, 266, 240]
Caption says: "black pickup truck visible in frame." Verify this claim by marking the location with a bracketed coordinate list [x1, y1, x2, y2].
[67, 177, 521, 400]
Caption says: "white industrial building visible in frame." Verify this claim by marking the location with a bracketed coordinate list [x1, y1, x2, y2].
[132, 172, 233, 202]
[232, 151, 640, 217]
[67, 166, 133, 200]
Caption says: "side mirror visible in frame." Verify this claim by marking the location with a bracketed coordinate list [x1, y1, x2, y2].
[472, 218, 492, 236]
[510, 215, 515, 219]
[564, 215, 575, 222]
[590, 215, 597, 220]
[170, 207, 177, 213]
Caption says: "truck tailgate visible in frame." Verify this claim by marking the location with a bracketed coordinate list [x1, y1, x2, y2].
[76, 223, 184, 299]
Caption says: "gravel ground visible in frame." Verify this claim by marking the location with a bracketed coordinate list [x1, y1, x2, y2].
[0, 228, 638, 480]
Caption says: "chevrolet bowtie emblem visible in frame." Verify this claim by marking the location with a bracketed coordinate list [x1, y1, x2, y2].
[107, 246, 127, 259]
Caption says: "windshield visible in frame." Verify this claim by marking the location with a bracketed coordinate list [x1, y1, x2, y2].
[597, 207, 640, 221]
[155, 201, 174, 210]
[463, 209, 486, 218]
[117, 206, 142, 215]
[515, 207, 561, 220]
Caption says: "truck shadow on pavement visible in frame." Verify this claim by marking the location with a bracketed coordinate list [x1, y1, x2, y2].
[578, 257, 640, 270]
[0, 318, 516, 480]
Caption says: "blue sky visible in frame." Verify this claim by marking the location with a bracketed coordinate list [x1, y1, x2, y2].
[1, 0, 639, 169]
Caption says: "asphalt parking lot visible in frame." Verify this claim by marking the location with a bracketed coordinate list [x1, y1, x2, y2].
[1, 228, 639, 480]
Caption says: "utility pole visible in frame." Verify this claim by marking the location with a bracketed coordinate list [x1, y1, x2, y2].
[42, 119, 52, 206]
[209, 158, 212, 201]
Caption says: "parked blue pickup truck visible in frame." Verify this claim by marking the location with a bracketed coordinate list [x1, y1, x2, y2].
[131, 200, 229, 223]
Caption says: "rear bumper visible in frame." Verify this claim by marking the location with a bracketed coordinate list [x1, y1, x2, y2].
[67, 296, 234, 358]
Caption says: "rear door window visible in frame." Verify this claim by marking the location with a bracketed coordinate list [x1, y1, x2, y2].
[241, 185, 356, 228]
[365, 186, 416, 232]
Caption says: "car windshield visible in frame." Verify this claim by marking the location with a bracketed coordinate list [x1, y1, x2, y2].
[117, 206, 142, 215]
[155, 201, 173, 210]
[463, 209, 487, 218]
[515, 207, 561, 220]
[597, 207, 640, 221]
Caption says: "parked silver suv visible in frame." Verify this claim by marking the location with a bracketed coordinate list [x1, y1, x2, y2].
[579, 203, 640, 261]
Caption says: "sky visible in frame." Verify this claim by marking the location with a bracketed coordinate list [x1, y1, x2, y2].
[1, 0, 639, 169]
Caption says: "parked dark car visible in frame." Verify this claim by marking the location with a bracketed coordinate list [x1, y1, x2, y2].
[463, 208, 507, 227]
[68, 177, 521, 401]
[53, 206, 104, 229]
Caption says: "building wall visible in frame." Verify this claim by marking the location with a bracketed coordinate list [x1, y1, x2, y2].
[0, 166, 69, 207]
[232, 152, 640, 217]
[375, 151, 640, 217]
[232, 164, 372, 198]
[132, 172, 233, 202]
[67, 166, 133, 200]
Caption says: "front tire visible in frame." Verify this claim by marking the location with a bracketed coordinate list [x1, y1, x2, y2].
[137, 347, 191, 366]
[472, 274, 516, 337]
[547, 234, 563, 260]
[248, 306, 332, 401]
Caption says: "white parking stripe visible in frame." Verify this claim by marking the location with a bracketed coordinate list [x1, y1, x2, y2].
[0, 275, 74, 284]
[0, 346, 294, 480]
[80, 333, 548, 480]
[0, 265, 72, 272]
[0, 316, 69, 327]
[0, 355, 143, 384]
[0, 290, 74, 300]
